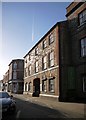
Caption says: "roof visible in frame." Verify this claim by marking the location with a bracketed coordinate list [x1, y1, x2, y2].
[8, 59, 24, 66]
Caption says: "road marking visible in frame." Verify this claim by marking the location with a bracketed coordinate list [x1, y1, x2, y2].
[16, 110, 21, 118]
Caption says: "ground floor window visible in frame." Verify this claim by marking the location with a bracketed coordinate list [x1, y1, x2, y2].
[25, 83, 27, 91]
[83, 76, 86, 92]
[49, 78, 55, 92]
[42, 80, 47, 92]
[28, 82, 31, 91]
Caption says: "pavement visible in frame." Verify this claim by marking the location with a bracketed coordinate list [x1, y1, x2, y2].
[12, 93, 85, 118]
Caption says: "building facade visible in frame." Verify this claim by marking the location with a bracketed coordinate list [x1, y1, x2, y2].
[64, 2, 86, 101]
[0, 80, 3, 91]
[23, 21, 68, 98]
[2, 70, 9, 92]
[24, 1, 86, 101]
[8, 59, 24, 94]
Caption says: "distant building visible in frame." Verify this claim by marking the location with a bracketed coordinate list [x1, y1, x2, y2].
[0, 80, 3, 91]
[8, 59, 24, 94]
[2, 70, 9, 92]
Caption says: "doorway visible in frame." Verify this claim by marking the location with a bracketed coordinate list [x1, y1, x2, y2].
[33, 78, 40, 97]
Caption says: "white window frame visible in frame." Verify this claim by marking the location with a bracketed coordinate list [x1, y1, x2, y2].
[50, 51, 54, 67]
[49, 33, 54, 44]
[43, 56, 47, 70]
[35, 61, 38, 73]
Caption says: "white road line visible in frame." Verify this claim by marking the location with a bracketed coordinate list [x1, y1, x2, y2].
[16, 110, 21, 118]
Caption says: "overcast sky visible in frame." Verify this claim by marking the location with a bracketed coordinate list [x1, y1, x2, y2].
[0, 2, 70, 80]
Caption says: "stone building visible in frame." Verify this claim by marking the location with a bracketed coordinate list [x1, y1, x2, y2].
[8, 59, 24, 94]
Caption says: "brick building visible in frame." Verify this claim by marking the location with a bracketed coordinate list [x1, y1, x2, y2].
[8, 59, 24, 94]
[24, 1, 86, 101]
[23, 21, 68, 99]
[64, 2, 86, 101]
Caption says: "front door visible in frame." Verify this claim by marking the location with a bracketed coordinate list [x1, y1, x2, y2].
[33, 78, 40, 97]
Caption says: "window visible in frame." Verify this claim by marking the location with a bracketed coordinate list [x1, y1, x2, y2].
[79, 9, 86, 25]
[29, 54, 31, 61]
[43, 40, 47, 49]
[35, 47, 38, 55]
[28, 65, 31, 76]
[28, 82, 31, 91]
[24, 68, 28, 77]
[35, 61, 38, 73]
[49, 33, 54, 45]
[42, 56, 47, 70]
[83, 76, 86, 92]
[49, 51, 54, 67]
[81, 37, 86, 57]
[13, 71, 17, 79]
[25, 83, 27, 91]
[42, 80, 47, 92]
[49, 78, 55, 92]
[13, 62, 17, 69]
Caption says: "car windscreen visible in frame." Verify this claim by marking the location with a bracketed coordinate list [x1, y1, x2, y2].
[0, 92, 10, 98]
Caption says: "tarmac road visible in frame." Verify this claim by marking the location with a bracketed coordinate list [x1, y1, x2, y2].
[1, 94, 85, 119]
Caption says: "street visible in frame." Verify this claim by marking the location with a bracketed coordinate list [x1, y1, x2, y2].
[2, 98, 66, 119]
[1, 94, 85, 119]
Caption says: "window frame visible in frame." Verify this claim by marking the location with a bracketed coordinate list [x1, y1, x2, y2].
[78, 9, 86, 25]
[49, 78, 55, 93]
[42, 55, 47, 70]
[43, 39, 47, 49]
[49, 33, 54, 45]
[35, 47, 39, 55]
[13, 62, 17, 69]
[81, 37, 86, 57]
[49, 51, 54, 67]
[35, 61, 39, 73]
[83, 75, 86, 92]
[13, 71, 17, 79]
[42, 80, 47, 92]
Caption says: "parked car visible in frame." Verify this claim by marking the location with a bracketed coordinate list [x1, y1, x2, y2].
[0, 91, 16, 113]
